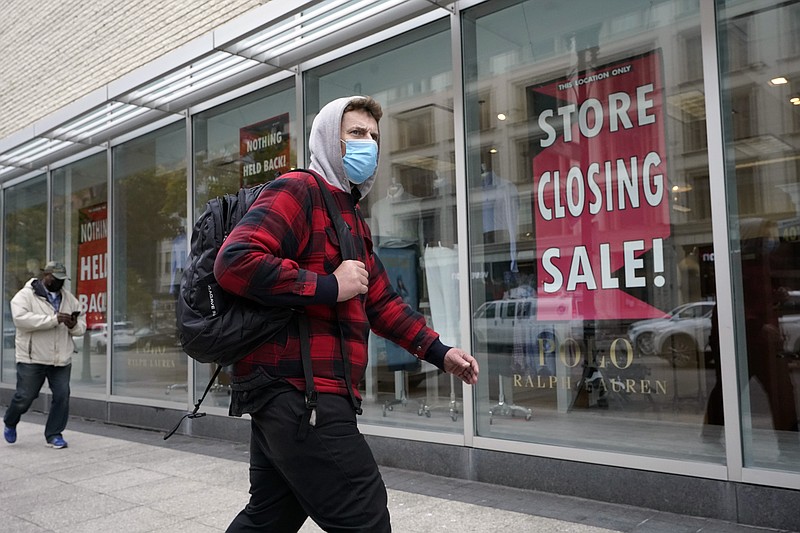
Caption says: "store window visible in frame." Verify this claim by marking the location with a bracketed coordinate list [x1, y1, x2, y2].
[306, 20, 463, 431]
[192, 82, 297, 406]
[718, 0, 800, 471]
[464, 0, 722, 462]
[111, 122, 187, 400]
[194, 82, 296, 216]
[52, 152, 108, 394]
[2, 175, 47, 383]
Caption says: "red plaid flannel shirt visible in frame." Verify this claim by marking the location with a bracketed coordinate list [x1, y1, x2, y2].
[214, 171, 447, 399]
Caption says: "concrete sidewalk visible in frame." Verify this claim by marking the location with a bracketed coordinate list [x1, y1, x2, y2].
[0, 412, 793, 532]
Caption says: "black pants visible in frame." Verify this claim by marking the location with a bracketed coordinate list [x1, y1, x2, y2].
[226, 391, 391, 533]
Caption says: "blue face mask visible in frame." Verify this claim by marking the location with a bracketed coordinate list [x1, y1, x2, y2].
[341, 139, 378, 185]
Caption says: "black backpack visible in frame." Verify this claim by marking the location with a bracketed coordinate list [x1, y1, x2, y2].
[176, 180, 290, 366]
[166, 170, 355, 440]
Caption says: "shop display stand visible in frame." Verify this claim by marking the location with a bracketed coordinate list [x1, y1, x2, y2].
[165, 383, 187, 394]
[570, 362, 609, 410]
[382, 370, 408, 416]
[418, 373, 460, 421]
[606, 363, 657, 408]
[166, 367, 229, 405]
[568, 323, 610, 411]
[489, 374, 531, 424]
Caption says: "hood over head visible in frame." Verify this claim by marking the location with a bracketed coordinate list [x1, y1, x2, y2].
[308, 96, 380, 197]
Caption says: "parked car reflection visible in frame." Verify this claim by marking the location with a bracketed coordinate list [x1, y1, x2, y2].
[627, 301, 715, 362]
[73, 321, 138, 354]
[133, 327, 179, 352]
[472, 296, 583, 376]
[628, 295, 800, 367]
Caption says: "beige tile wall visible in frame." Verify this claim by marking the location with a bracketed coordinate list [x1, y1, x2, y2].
[0, 0, 264, 140]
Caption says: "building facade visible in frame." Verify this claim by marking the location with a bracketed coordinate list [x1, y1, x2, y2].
[1, 1, 799, 529]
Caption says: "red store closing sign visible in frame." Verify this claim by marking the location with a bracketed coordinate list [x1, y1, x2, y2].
[76, 203, 108, 328]
[530, 50, 671, 321]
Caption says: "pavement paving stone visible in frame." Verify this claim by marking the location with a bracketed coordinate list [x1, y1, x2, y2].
[107, 476, 209, 505]
[18, 492, 138, 531]
[1, 411, 796, 533]
[0, 509, 50, 533]
[58, 506, 183, 533]
[148, 519, 223, 533]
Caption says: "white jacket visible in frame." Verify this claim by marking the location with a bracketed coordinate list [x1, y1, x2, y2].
[10, 278, 87, 366]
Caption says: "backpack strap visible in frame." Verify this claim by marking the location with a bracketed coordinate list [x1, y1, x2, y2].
[306, 171, 363, 416]
[165, 172, 360, 441]
[312, 174, 356, 260]
[164, 364, 222, 440]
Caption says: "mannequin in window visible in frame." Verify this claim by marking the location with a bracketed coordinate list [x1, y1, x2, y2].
[421, 171, 460, 418]
[480, 165, 528, 420]
[371, 178, 422, 413]
[424, 172, 459, 346]
[481, 165, 519, 273]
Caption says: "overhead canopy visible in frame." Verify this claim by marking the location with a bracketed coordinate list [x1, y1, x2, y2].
[0, 0, 454, 181]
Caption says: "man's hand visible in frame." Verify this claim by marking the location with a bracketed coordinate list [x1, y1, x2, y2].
[443, 348, 479, 385]
[333, 260, 369, 302]
[57, 313, 77, 329]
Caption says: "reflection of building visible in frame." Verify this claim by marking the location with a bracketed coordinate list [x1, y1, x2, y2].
[1, 2, 799, 530]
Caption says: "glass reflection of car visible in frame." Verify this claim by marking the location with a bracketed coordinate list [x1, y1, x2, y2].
[134, 327, 178, 352]
[473, 297, 578, 349]
[630, 295, 800, 367]
[89, 321, 137, 353]
[474, 299, 521, 347]
[627, 301, 716, 362]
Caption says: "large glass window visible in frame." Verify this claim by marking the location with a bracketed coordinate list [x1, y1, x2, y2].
[111, 122, 187, 400]
[465, 0, 722, 462]
[306, 20, 462, 431]
[2, 176, 47, 383]
[194, 81, 296, 216]
[192, 82, 297, 406]
[718, 0, 800, 472]
[52, 153, 108, 395]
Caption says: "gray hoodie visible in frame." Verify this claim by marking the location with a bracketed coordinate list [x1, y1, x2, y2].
[308, 96, 379, 198]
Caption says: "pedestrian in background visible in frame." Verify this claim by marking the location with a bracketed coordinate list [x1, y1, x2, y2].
[3, 261, 86, 449]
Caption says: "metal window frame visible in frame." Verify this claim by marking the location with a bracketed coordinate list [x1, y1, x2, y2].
[0, 0, 798, 490]
[701, 0, 744, 482]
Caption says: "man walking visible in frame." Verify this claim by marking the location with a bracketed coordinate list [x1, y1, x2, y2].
[3, 261, 86, 448]
[215, 96, 479, 532]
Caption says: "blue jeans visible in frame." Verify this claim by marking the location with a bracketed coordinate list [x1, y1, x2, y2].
[3, 363, 71, 442]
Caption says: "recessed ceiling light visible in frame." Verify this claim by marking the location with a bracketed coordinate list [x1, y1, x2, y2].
[497, 113, 507, 121]
[769, 76, 789, 85]
[489, 148, 498, 154]
[791, 97, 800, 105]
